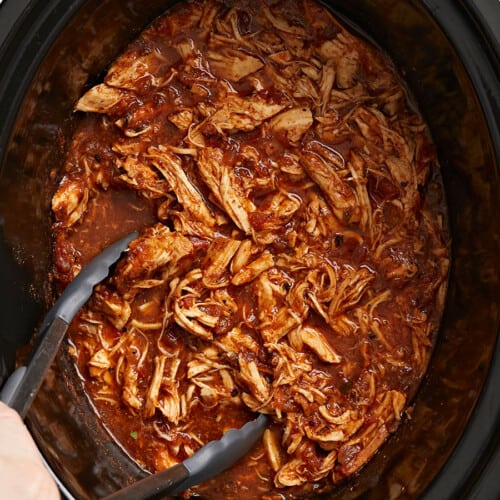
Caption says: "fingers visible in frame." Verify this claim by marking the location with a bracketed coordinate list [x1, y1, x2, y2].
[0, 402, 60, 499]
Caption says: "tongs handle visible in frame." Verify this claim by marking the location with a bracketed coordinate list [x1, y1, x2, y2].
[0, 232, 138, 418]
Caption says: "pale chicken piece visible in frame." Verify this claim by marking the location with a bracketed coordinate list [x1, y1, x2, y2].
[147, 146, 217, 231]
[144, 355, 182, 422]
[302, 59, 322, 79]
[122, 360, 143, 410]
[296, 325, 341, 363]
[372, 390, 406, 422]
[163, 145, 199, 157]
[350, 107, 419, 206]
[280, 31, 310, 58]
[385, 155, 419, 210]
[267, 300, 306, 339]
[338, 422, 389, 479]
[176, 39, 219, 91]
[275, 447, 337, 487]
[144, 355, 167, 418]
[262, 63, 295, 97]
[51, 176, 89, 227]
[231, 251, 274, 286]
[88, 348, 112, 383]
[187, 348, 229, 378]
[300, 148, 361, 225]
[254, 271, 303, 343]
[205, 92, 286, 133]
[117, 330, 149, 411]
[251, 190, 302, 235]
[268, 49, 293, 65]
[220, 369, 237, 395]
[319, 407, 364, 428]
[90, 285, 132, 330]
[254, 271, 281, 331]
[105, 50, 178, 90]
[187, 349, 237, 404]
[285, 280, 311, 320]
[266, 107, 313, 145]
[305, 260, 338, 305]
[211, 288, 239, 316]
[173, 301, 217, 340]
[115, 224, 194, 295]
[238, 355, 270, 403]
[193, 377, 232, 405]
[169, 210, 216, 239]
[215, 327, 260, 355]
[168, 109, 194, 131]
[328, 266, 374, 317]
[197, 0, 219, 31]
[194, 377, 233, 405]
[156, 381, 182, 425]
[318, 61, 335, 115]
[263, 429, 282, 472]
[116, 155, 170, 199]
[269, 342, 313, 388]
[336, 51, 360, 89]
[350, 106, 419, 212]
[281, 413, 305, 455]
[232, 145, 278, 194]
[175, 299, 219, 329]
[178, 384, 198, 422]
[305, 408, 363, 449]
[112, 140, 149, 157]
[336, 391, 406, 477]
[274, 458, 306, 487]
[197, 147, 256, 234]
[316, 33, 360, 89]
[303, 191, 342, 238]
[293, 75, 320, 103]
[75, 83, 130, 113]
[351, 105, 387, 144]
[207, 48, 264, 82]
[170, 270, 216, 341]
[202, 237, 241, 288]
[229, 239, 258, 274]
[347, 151, 373, 232]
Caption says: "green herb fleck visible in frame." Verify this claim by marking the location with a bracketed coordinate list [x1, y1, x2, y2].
[130, 431, 138, 440]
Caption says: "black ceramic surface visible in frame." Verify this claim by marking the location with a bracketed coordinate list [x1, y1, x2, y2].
[0, 1, 499, 499]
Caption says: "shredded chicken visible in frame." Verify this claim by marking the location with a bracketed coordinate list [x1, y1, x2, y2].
[53, 0, 449, 498]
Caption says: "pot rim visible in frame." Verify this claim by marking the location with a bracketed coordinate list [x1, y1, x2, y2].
[0, 1, 499, 498]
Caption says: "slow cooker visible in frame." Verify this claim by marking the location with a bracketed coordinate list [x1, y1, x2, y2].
[0, 0, 499, 498]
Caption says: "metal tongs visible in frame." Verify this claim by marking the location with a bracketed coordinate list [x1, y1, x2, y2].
[0, 231, 268, 498]
[105, 413, 268, 499]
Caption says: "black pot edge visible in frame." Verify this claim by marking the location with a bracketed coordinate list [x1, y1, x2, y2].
[419, 1, 500, 499]
[0, 0, 86, 163]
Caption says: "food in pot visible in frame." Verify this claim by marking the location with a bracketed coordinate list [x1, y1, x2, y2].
[50, 0, 449, 497]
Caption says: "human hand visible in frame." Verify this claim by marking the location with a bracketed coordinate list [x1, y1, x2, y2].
[0, 401, 59, 499]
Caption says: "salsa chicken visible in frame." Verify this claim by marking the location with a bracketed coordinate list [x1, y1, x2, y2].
[50, 0, 449, 497]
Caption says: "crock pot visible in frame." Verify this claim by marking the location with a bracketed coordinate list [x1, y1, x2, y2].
[0, 0, 499, 498]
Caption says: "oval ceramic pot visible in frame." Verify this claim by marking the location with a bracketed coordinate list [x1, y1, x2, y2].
[0, 1, 498, 498]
